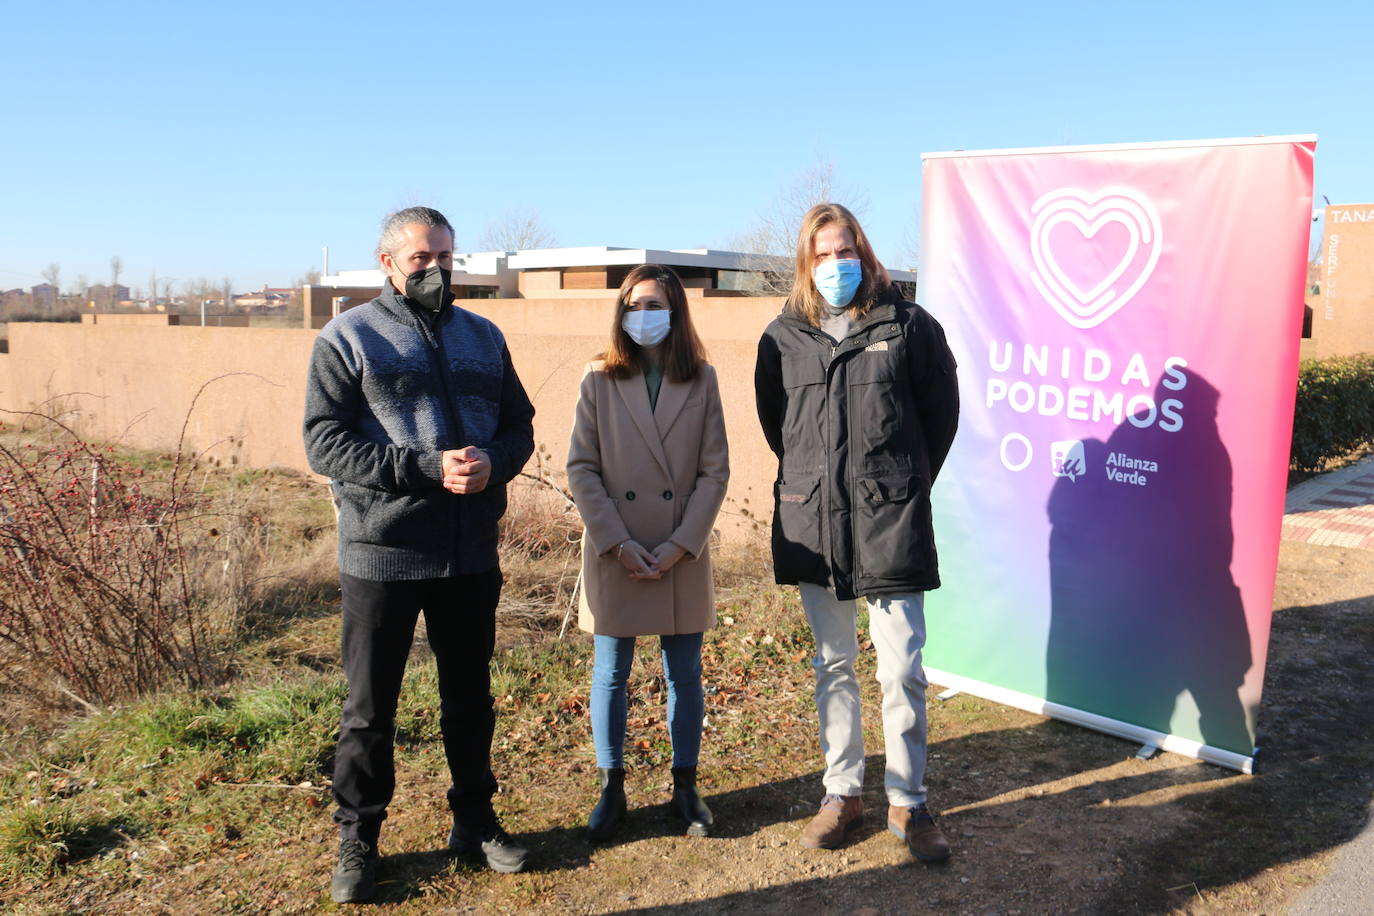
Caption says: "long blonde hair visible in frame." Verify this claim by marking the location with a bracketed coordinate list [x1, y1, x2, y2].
[787, 203, 891, 327]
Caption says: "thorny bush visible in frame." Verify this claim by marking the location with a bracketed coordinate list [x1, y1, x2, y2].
[0, 415, 235, 710]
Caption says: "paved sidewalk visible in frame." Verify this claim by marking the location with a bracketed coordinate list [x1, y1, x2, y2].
[1287, 798, 1374, 915]
[1283, 454, 1374, 913]
[1282, 455, 1374, 550]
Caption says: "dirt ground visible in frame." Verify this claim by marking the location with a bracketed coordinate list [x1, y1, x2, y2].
[14, 538, 1370, 916]
[503, 540, 1374, 916]
[426, 540, 1374, 916]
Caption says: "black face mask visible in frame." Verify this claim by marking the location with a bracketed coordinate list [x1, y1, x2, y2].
[401, 265, 453, 312]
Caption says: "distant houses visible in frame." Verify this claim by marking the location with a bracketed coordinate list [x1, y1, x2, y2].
[305, 245, 919, 329]
[231, 287, 295, 309]
[30, 283, 58, 308]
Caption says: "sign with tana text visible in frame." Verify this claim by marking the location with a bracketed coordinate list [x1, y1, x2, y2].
[1312, 202, 1374, 358]
[920, 136, 1316, 772]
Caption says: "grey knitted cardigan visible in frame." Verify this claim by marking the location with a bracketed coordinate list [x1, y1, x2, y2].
[303, 292, 535, 580]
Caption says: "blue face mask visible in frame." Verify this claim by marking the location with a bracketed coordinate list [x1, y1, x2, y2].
[812, 258, 862, 308]
[622, 309, 671, 347]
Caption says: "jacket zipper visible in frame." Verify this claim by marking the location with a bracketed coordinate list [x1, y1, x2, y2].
[414, 309, 465, 570]
[826, 322, 900, 595]
[835, 336, 857, 596]
[818, 332, 842, 595]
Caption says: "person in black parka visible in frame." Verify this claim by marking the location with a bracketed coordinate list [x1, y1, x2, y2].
[754, 203, 959, 862]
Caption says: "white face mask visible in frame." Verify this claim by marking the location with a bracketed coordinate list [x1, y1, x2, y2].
[622, 309, 671, 348]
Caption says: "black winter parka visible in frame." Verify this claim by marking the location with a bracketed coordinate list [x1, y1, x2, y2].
[754, 288, 959, 600]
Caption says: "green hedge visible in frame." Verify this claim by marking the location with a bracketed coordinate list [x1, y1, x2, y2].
[1291, 353, 1374, 473]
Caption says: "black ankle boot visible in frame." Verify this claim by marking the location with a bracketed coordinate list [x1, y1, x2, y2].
[669, 766, 713, 837]
[587, 767, 627, 841]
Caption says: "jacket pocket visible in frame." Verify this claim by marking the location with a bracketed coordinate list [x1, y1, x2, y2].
[781, 355, 829, 476]
[858, 476, 910, 503]
[855, 473, 930, 583]
[782, 354, 826, 389]
[849, 348, 913, 461]
[331, 479, 380, 537]
[773, 476, 827, 582]
[360, 490, 438, 552]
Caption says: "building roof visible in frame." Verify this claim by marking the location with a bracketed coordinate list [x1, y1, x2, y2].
[320, 268, 501, 289]
[503, 246, 791, 271]
[319, 245, 915, 289]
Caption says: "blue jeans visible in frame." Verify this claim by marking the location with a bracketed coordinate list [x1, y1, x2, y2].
[591, 633, 704, 769]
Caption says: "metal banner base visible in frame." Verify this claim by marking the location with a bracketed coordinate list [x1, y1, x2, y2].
[924, 666, 1255, 775]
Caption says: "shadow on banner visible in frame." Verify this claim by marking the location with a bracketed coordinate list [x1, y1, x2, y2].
[1045, 368, 1254, 757]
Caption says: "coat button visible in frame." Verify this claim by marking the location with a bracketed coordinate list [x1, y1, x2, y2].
[662, 490, 673, 500]
[625, 491, 636, 500]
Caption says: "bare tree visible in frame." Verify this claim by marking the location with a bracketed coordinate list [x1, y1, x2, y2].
[727, 160, 869, 296]
[110, 255, 123, 308]
[476, 208, 557, 252]
[40, 263, 60, 317]
[182, 278, 216, 318]
[897, 212, 920, 273]
[285, 269, 320, 323]
[222, 277, 233, 311]
[148, 270, 159, 308]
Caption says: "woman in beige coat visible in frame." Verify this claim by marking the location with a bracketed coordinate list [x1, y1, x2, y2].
[567, 264, 729, 841]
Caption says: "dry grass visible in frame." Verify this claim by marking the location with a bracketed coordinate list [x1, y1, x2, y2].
[497, 471, 584, 639]
[8, 429, 1372, 913]
[8, 550, 1371, 915]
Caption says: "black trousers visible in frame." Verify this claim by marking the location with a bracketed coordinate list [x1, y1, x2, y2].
[332, 569, 503, 842]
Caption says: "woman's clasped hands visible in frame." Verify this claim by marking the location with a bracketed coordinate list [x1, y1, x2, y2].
[615, 539, 687, 580]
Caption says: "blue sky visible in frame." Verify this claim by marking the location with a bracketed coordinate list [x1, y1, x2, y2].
[2, 0, 1369, 294]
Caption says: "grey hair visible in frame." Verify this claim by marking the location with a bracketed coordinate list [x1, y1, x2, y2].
[376, 206, 455, 259]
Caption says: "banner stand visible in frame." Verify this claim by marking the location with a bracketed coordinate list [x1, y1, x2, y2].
[926, 667, 1255, 774]
[920, 135, 1314, 780]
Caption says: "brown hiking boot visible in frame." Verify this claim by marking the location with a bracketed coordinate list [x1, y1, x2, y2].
[888, 803, 951, 862]
[800, 794, 864, 849]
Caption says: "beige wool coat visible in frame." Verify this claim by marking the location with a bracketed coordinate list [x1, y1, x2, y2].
[567, 360, 730, 637]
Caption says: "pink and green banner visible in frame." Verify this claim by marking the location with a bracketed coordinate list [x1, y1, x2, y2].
[920, 136, 1316, 772]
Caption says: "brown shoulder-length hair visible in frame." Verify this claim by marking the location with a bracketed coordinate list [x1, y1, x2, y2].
[600, 264, 708, 382]
[787, 202, 892, 327]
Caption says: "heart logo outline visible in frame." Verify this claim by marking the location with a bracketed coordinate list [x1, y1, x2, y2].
[1029, 187, 1162, 329]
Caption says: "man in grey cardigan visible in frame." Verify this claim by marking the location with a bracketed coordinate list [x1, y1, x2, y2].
[304, 206, 535, 903]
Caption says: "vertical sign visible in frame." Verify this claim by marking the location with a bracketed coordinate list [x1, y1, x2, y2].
[921, 137, 1316, 772]
[1308, 202, 1374, 358]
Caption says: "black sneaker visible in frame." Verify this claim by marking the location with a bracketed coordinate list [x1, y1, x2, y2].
[330, 836, 378, 903]
[448, 820, 528, 874]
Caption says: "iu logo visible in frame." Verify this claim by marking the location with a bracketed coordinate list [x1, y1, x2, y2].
[1051, 440, 1087, 482]
[1029, 187, 1163, 329]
